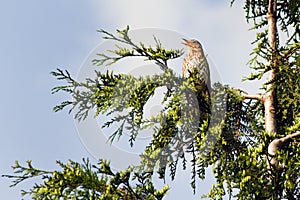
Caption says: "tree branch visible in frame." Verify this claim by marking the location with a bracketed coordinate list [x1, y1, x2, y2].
[233, 87, 265, 102]
[267, 131, 300, 167]
[242, 93, 265, 102]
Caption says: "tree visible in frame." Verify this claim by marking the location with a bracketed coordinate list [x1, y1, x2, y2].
[3, 1, 300, 199]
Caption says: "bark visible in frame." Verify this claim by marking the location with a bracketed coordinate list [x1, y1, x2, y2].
[265, 1, 280, 198]
[267, 131, 300, 199]
[242, 93, 264, 102]
[268, 131, 300, 167]
[264, 0, 278, 135]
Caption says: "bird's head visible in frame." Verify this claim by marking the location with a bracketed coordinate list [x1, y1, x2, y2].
[182, 38, 202, 49]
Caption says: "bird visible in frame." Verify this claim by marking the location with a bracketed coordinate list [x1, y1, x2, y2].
[182, 39, 211, 89]
[182, 39, 211, 114]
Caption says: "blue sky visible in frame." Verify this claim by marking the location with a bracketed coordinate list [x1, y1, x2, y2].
[0, 1, 257, 199]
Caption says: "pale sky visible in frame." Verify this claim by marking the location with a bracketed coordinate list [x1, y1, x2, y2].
[0, 1, 257, 199]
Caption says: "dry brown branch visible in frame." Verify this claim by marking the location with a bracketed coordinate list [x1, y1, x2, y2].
[242, 94, 265, 102]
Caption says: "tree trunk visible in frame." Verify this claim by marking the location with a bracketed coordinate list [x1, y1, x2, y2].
[264, 0, 277, 135]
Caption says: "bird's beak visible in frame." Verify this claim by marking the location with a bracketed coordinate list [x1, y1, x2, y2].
[182, 38, 189, 46]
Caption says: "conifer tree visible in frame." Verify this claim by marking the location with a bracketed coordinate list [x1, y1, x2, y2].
[3, 1, 300, 199]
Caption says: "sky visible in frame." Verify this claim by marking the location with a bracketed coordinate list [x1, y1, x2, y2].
[0, 0, 257, 199]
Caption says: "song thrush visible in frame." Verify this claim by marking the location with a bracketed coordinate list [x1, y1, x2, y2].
[182, 38, 211, 114]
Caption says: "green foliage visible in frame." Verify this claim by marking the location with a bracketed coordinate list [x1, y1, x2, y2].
[230, 1, 300, 199]
[51, 53, 216, 193]
[4, 1, 300, 199]
[93, 25, 183, 69]
[240, 0, 300, 84]
[3, 159, 168, 200]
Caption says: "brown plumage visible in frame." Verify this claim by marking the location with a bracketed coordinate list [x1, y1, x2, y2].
[182, 39, 210, 89]
[182, 39, 211, 114]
